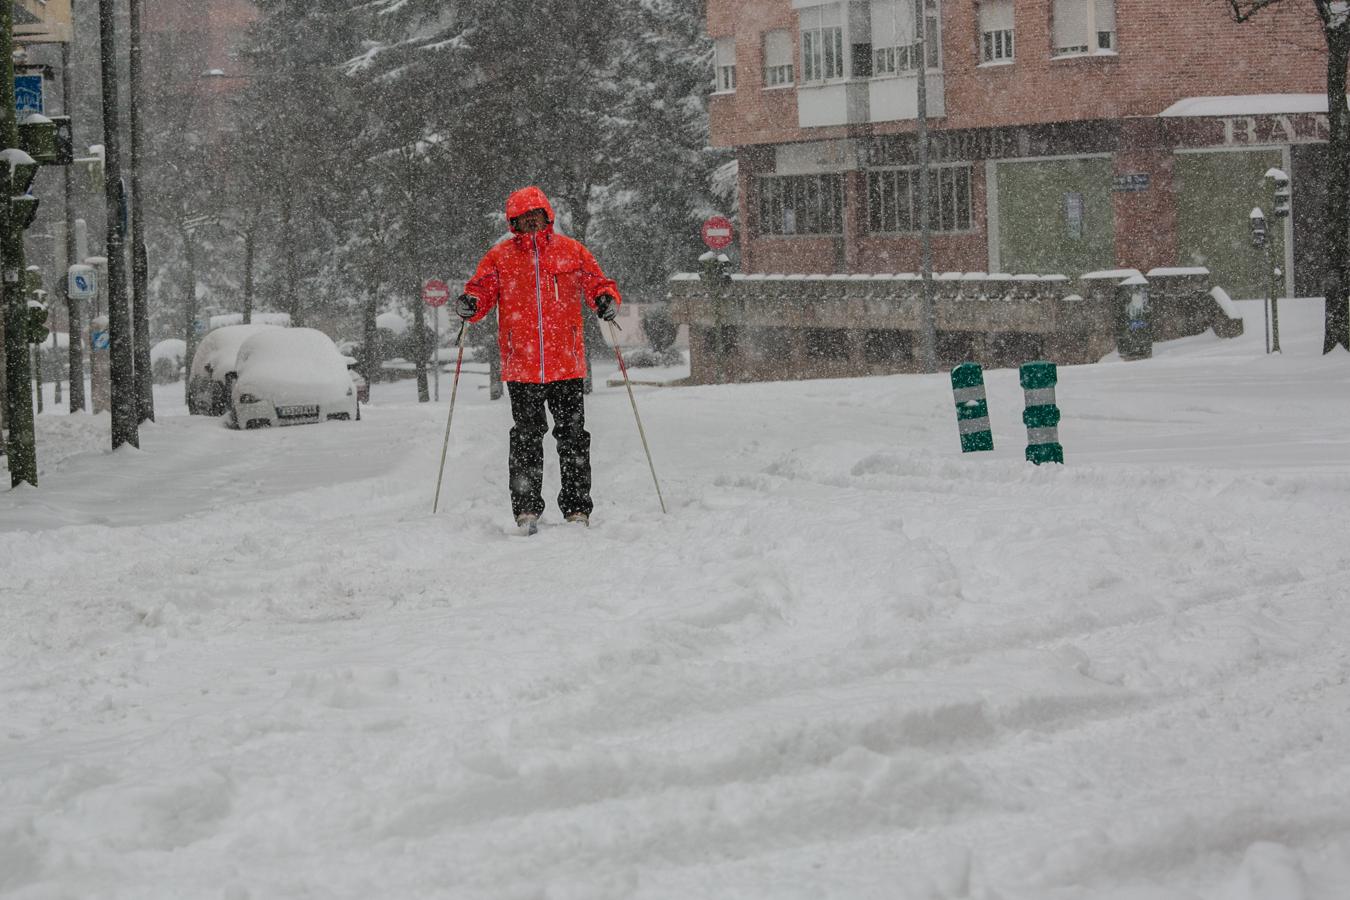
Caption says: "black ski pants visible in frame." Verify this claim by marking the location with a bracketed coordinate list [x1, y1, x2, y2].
[506, 378, 593, 519]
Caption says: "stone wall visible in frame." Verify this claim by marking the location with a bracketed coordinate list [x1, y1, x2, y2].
[669, 267, 1242, 384]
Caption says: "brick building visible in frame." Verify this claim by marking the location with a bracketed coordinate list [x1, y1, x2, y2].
[142, 0, 257, 134]
[707, 0, 1327, 301]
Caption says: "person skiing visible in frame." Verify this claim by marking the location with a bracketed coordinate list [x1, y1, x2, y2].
[456, 185, 620, 535]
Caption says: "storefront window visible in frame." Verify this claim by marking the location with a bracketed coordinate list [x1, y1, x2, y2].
[757, 174, 846, 236]
[866, 164, 972, 233]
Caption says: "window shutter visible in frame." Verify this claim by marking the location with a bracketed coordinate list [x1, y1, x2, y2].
[765, 29, 793, 68]
[979, 0, 1014, 33]
[1095, 0, 1116, 33]
[1053, 0, 1089, 51]
[870, 0, 915, 48]
[715, 36, 736, 68]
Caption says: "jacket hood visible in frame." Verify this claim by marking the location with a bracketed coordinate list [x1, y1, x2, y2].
[506, 186, 555, 229]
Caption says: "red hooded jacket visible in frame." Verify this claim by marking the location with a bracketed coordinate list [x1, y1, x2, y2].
[462, 186, 621, 384]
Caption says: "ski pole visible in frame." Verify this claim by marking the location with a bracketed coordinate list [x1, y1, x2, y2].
[608, 320, 667, 515]
[432, 321, 468, 514]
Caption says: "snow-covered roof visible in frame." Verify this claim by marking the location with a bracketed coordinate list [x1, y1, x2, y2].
[209, 312, 292, 331]
[150, 338, 187, 363]
[376, 312, 409, 334]
[1082, 268, 1143, 281]
[1158, 94, 1347, 117]
[1210, 286, 1240, 318]
[1147, 267, 1210, 277]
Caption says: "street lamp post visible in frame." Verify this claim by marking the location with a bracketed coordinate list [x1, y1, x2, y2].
[914, 0, 937, 373]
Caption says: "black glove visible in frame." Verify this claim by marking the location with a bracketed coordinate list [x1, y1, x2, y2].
[594, 294, 617, 322]
[455, 294, 477, 320]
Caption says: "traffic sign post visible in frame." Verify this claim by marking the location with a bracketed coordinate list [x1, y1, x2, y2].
[424, 279, 450, 401]
[89, 315, 111, 413]
[67, 263, 97, 300]
[701, 216, 734, 251]
[15, 73, 43, 116]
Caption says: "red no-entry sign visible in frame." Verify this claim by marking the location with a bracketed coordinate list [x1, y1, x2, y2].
[701, 216, 734, 251]
[422, 278, 450, 307]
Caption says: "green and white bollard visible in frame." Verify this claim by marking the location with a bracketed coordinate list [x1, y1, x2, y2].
[1020, 361, 1063, 464]
[951, 362, 994, 452]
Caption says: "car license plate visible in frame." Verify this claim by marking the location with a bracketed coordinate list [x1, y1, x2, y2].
[277, 405, 319, 418]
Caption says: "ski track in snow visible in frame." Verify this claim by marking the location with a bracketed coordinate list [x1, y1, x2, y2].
[4, 301, 1350, 898]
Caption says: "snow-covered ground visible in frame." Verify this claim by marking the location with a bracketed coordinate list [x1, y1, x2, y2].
[4, 301, 1350, 899]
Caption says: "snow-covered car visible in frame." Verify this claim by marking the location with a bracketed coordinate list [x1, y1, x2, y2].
[187, 323, 282, 416]
[229, 328, 359, 429]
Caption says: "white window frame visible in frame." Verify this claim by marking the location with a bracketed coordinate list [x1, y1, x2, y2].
[870, 0, 942, 79]
[763, 29, 795, 87]
[979, 0, 1014, 64]
[800, 4, 845, 85]
[714, 36, 737, 93]
[1053, 0, 1116, 58]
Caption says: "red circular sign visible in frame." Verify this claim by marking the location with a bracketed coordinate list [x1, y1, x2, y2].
[422, 278, 450, 307]
[701, 216, 734, 251]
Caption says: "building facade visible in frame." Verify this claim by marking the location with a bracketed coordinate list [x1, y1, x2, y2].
[708, 0, 1326, 301]
[142, 0, 257, 137]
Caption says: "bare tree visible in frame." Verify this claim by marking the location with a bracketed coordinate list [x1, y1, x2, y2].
[1229, 0, 1350, 352]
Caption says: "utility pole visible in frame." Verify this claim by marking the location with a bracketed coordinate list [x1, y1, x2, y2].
[99, 0, 138, 449]
[2, 1, 39, 485]
[128, 0, 153, 423]
[61, 41, 84, 412]
[914, 0, 937, 373]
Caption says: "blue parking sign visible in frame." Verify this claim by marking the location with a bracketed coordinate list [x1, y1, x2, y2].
[15, 74, 43, 116]
[91, 330, 110, 351]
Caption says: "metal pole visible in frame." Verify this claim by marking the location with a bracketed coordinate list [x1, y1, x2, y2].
[432, 321, 467, 514]
[433, 306, 440, 402]
[61, 42, 85, 412]
[1, 0, 39, 485]
[914, 0, 937, 373]
[1269, 244, 1282, 353]
[51, 324, 60, 405]
[608, 321, 667, 515]
[1263, 280, 1271, 355]
[128, 0, 153, 423]
[99, 0, 138, 449]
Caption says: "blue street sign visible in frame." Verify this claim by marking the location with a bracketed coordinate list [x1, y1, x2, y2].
[91, 330, 110, 351]
[15, 75, 43, 116]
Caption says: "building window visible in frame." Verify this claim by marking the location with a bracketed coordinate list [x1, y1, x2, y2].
[866, 164, 973, 233]
[864, 329, 913, 363]
[805, 329, 851, 361]
[714, 36, 736, 92]
[757, 174, 845, 236]
[763, 29, 795, 87]
[800, 4, 845, 83]
[979, 0, 1014, 63]
[870, 0, 942, 77]
[1053, 0, 1116, 56]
